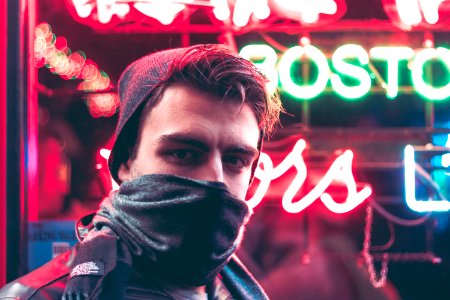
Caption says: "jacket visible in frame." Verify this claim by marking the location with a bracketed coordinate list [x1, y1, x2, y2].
[0, 218, 268, 300]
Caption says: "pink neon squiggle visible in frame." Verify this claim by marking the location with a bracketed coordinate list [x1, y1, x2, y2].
[247, 139, 372, 213]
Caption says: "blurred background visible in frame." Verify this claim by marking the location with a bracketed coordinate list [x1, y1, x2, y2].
[1, 0, 450, 299]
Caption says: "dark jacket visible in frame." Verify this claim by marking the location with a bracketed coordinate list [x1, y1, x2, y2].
[0, 220, 268, 300]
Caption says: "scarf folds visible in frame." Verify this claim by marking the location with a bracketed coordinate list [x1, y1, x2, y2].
[63, 174, 251, 299]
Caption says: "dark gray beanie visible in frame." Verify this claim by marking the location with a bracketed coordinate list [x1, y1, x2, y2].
[108, 44, 267, 185]
[108, 46, 191, 184]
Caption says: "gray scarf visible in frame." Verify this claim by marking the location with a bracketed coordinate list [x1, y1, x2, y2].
[63, 174, 250, 299]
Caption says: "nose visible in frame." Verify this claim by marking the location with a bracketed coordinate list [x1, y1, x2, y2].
[200, 155, 224, 183]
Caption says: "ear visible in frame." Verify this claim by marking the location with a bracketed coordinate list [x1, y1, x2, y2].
[117, 160, 132, 182]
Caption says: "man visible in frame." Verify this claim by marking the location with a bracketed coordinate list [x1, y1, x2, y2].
[0, 44, 282, 299]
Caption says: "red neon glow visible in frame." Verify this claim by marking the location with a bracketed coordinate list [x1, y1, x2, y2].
[66, 0, 193, 28]
[271, 0, 337, 24]
[211, 0, 230, 21]
[99, 148, 119, 190]
[232, 0, 270, 27]
[247, 139, 372, 213]
[210, 0, 271, 27]
[396, 0, 444, 25]
[97, 0, 130, 24]
[133, 1, 192, 25]
[383, 0, 450, 30]
[69, 0, 130, 24]
[71, 0, 94, 18]
[65, 0, 346, 29]
[99, 148, 110, 160]
[269, 0, 346, 26]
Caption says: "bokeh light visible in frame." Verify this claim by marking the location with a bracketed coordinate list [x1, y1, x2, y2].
[34, 22, 118, 118]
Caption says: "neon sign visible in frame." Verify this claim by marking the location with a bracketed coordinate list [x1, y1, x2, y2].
[247, 139, 372, 213]
[99, 148, 120, 190]
[443, 135, 450, 170]
[102, 139, 450, 213]
[134, 1, 194, 25]
[100, 139, 372, 213]
[270, 0, 346, 25]
[404, 145, 450, 212]
[66, 0, 189, 27]
[383, 0, 450, 30]
[64, 0, 346, 28]
[239, 44, 450, 101]
[65, 0, 450, 31]
[211, 0, 270, 27]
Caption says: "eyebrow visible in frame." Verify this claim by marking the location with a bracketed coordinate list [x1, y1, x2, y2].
[158, 133, 259, 158]
[158, 134, 210, 151]
[226, 146, 259, 159]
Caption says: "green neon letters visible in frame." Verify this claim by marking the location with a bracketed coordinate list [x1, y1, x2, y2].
[331, 44, 371, 100]
[239, 44, 450, 101]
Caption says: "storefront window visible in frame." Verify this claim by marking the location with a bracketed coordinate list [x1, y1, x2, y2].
[12, 0, 450, 298]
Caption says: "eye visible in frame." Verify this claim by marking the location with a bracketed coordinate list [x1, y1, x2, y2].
[167, 149, 201, 165]
[223, 155, 249, 171]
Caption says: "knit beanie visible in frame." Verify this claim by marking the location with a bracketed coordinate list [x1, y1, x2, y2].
[108, 46, 191, 184]
[108, 44, 267, 185]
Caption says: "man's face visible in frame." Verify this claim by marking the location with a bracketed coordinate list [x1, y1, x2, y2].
[118, 83, 260, 199]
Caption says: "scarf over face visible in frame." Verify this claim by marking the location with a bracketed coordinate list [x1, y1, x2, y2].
[63, 174, 251, 300]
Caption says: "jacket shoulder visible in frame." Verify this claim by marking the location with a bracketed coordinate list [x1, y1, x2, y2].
[0, 250, 73, 300]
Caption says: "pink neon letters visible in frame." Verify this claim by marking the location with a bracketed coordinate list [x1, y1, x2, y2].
[246, 139, 372, 213]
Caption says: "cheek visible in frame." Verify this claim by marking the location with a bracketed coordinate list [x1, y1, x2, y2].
[226, 176, 251, 200]
[131, 155, 191, 179]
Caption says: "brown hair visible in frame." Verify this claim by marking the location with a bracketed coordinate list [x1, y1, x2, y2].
[129, 44, 282, 158]
[109, 44, 284, 183]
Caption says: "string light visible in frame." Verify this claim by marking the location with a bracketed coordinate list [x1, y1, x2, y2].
[34, 22, 119, 118]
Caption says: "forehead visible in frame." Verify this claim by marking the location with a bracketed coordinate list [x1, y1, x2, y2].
[139, 83, 260, 147]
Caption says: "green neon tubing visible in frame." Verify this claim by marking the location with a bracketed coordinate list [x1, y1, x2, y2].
[370, 46, 414, 99]
[239, 44, 279, 93]
[330, 44, 371, 100]
[278, 45, 329, 100]
[412, 47, 450, 101]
